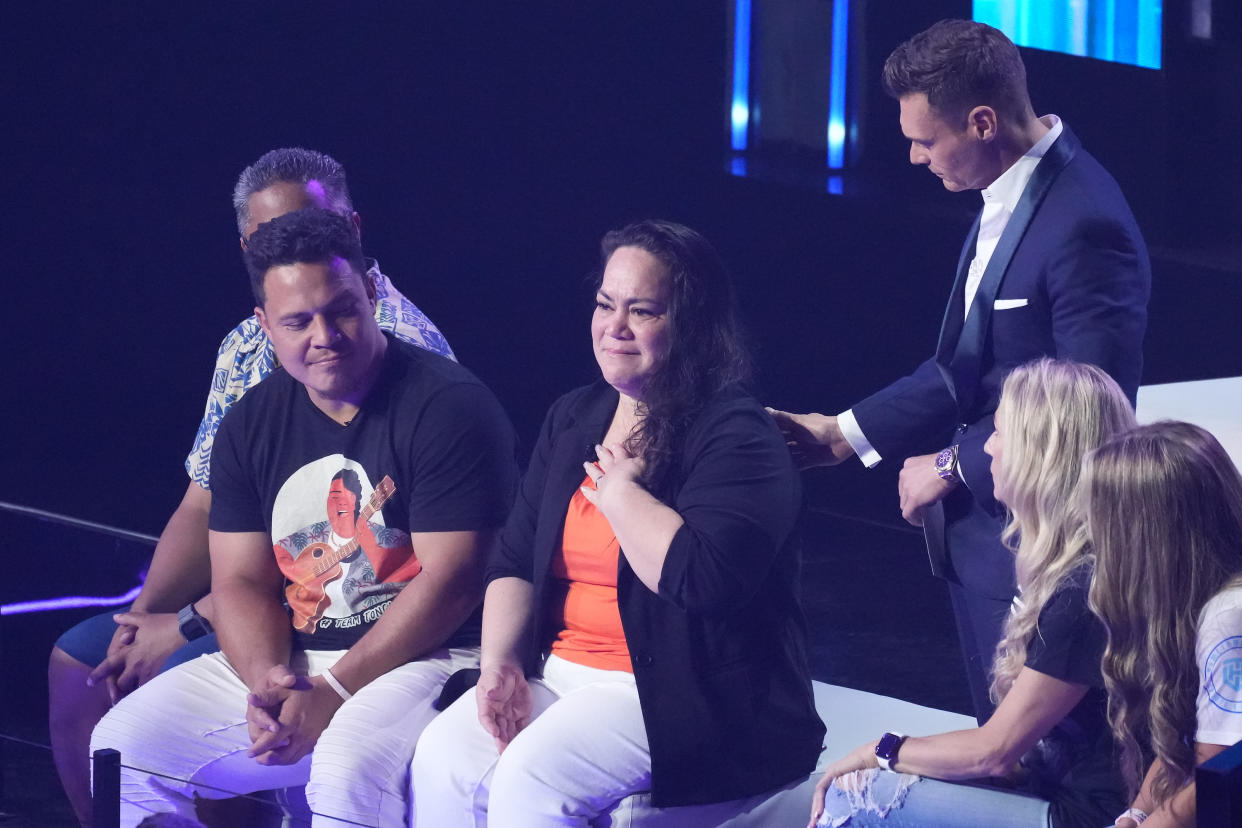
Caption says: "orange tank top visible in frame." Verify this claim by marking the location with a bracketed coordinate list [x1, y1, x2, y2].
[547, 472, 632, 672]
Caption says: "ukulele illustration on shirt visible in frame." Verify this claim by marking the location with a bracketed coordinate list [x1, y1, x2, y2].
[279, 473, 396, 632]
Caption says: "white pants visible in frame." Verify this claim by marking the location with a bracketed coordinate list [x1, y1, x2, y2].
[90, 646, 479, 828]
[412, 654, 652, 827]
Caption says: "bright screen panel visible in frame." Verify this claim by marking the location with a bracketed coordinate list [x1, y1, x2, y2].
[974, 0, 1162, 69]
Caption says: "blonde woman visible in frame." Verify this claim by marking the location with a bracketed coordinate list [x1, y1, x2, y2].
[810, 359, 1134, 828]
[1084, 421, 1242, 828]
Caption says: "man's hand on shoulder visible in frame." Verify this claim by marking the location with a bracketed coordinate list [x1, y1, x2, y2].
[898, 452, 959, 526]
[765, 408, 856, 468]
[87, 611, 187, 704]
[246, 664, 344, 765]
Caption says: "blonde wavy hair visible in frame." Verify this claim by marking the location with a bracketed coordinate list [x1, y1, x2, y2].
[1084, 421, 1242, 806]
[988, 359, 1135, 701]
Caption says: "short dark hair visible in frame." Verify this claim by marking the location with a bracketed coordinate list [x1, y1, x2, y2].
[598, 219, 752, 495]
[233, 147, 353, 234]
[244, 208, 366, 306]
[883, 19, 1032, 125]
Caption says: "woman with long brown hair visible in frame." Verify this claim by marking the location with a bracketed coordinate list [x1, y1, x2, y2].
[1084, 421, 1242, 827]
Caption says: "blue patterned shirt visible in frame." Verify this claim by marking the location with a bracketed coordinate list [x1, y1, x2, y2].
[185, 260, 454, 488]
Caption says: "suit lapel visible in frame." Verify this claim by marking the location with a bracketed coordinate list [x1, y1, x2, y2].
[934, 217, 980, 404]
[943, 124, 1081, 414]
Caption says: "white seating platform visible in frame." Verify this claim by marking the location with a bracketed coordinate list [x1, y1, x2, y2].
[1136, 376, 1242, 469]
[600, 682, 974, 827]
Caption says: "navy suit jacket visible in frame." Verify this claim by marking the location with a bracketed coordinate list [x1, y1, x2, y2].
[852, 124, 1150, 599]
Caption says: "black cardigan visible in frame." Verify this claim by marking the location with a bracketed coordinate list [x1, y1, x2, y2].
[486, 381, 825, 807]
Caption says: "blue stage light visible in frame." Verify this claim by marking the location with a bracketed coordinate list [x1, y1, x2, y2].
[827, 0, 850, 169]
[731, 0, 752, 151]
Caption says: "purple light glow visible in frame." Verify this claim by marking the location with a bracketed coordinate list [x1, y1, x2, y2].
[1, 583, 145, 616]
[0, 501, 156, 616]
[2, 567, 147, 616]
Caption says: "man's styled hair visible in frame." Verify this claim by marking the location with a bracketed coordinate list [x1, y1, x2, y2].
[244, 208, 366, 305]
[233, 147, 354, 234]
[883, 19, 1033, 125]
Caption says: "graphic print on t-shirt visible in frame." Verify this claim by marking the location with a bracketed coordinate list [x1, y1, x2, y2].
[270, 454, 420, 640]
[1205, 633, 1242, 714]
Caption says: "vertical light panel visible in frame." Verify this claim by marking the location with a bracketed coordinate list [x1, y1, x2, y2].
[1098, 0, 1119, 63]
[827, 0, 850, 169]
[1190, 0, 1212, 39]
[1136, 0, 1163, 67]
[1069, 0, 1088, 57]
[731, 0, 752, 152]
[1016, 0, 1031, 45]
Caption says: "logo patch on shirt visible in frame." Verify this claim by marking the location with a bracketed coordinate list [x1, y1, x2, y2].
[1205, 636, 1242, 713]
[1224, 659, 1242, 692]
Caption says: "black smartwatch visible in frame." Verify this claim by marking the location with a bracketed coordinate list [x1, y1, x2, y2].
[875, 731, 907, 772]
[177, 602, 213, 641]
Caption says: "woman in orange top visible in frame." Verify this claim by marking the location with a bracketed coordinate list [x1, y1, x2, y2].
[413, 219, 823, 824]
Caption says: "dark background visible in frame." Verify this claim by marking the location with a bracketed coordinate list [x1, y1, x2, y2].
[7, 0, 1239, 553]
[2, 1, 1240, 820]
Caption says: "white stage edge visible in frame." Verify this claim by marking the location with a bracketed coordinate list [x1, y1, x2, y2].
[1136, 376, 1242, 469]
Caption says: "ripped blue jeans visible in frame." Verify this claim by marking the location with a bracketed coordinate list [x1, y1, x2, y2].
[818, 769, 1052, 828]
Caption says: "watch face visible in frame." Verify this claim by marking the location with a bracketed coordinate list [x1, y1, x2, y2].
[876, 731, 902, 760]
[935, 447, 954, 472]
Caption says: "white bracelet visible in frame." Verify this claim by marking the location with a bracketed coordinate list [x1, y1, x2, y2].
[1115, 807, 1148, 825]
[321, 666, 353, 701]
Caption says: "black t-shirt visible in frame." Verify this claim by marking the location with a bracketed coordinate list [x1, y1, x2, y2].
[210, 336, 517, 651]
[1021, 565, 1126, 828]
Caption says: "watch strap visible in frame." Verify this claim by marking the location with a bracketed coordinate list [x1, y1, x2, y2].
[1115, 808, 1148, 825]
[177, 602, 213, 641]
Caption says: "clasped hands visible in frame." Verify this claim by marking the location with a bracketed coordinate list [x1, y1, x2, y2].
[245, 664, 344, 765]
[87, 610, 187, 704]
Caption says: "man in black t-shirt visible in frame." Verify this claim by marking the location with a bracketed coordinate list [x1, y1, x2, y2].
[91, 208, 516, 827]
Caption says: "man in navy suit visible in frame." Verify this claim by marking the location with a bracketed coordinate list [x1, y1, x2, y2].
[770, 19, 1149, 722]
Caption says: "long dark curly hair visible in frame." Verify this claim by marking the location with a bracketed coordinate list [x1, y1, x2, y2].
[597, 219, 752, 497]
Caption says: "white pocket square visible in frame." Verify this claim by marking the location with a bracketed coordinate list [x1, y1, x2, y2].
[994, 298, 1029, 310]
